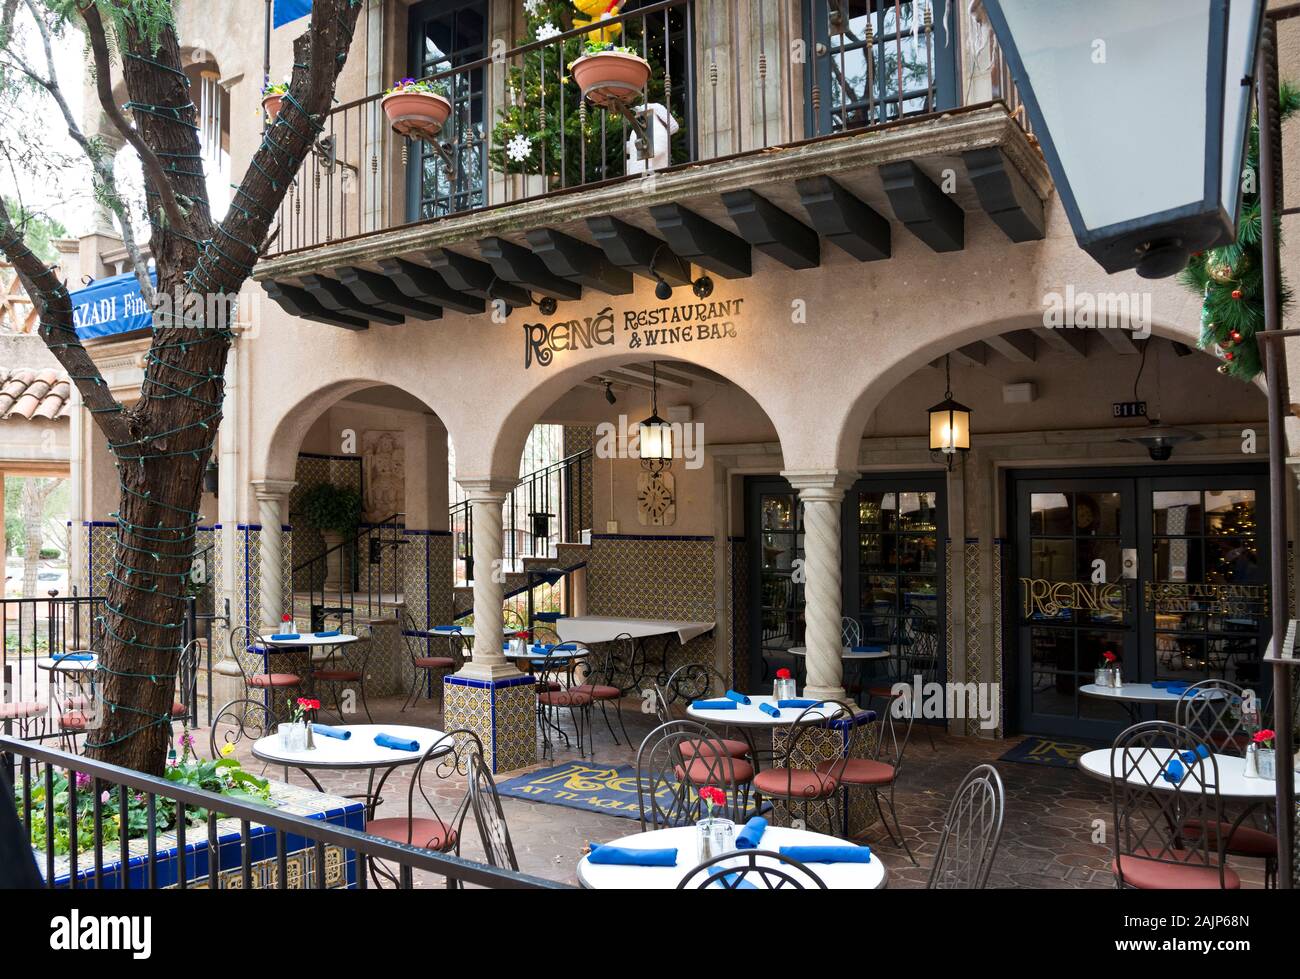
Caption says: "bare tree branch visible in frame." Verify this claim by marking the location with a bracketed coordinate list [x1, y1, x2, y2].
[0, 196, 130, 445]
[81, 1, 190, 235]
[9, 0, 155, 303]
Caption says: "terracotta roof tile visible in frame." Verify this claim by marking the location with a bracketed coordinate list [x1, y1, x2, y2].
[0, 367, 71, 421]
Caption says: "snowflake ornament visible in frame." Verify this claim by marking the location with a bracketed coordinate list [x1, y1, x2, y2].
[536, 22, 562, 41]
[524, 0, 541, 15]
[506, 133, 535, 163]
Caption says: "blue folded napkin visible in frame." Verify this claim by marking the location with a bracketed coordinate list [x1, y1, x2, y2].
[315, 629, 341, 638]
[724, 690, 751, 705]
[1160, 758, 1187, 785]
[758, 702, 781, 718]
[1179, 744, 1210, 764]
[53, 653, 94, 662]
[434, 625, 462, 632]
[778, 699, 820, 709]
[1150, 680, 1172, 688]
[779, 844, 872, 864]
[850, 645, 886, 653]
[691, 699, 738, 710]
[587, 844, 678, 867]
[311, 724, 351, 740]
[270, 633, 300, 641]
[736, 816, 767, 849]
[374, 733, 420, 752]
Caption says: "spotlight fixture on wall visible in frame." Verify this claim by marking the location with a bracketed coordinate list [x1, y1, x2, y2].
[637, 361, 673, 474]
[692, 275, 713, 299]
[604, 380, 617, 405]
[536, 295, 558, 316]
[928, 355, 972, 472]
[203, 460, 219, 496]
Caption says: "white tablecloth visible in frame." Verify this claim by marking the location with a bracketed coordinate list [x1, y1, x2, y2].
[1078, 748, 1278, 800]
[557, 616, 715, 645]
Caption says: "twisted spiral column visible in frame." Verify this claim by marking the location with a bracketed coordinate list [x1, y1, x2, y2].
[470, 493, 508, 672]
[787, 474, 853, 702]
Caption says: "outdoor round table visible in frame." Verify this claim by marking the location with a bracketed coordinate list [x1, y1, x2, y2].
[261, 632, 359, 687]
[36, 654, 100, 707]
[251, 722, 448, 817]
[577, 824, 887, 889]
[687, 696, 850, 772]
[1079, 682, 1223, 723]
[1077, 747, 1278, 802]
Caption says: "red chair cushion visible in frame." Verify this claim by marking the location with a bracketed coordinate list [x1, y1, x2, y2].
[816, 757, 896, 785]
[248, 673, 301, 688]
[538, 690, 593, 708]
[679, 737, 751, 759]
[571, 683, 621, 700]
[314, 670, 362, 682]
[866, 684, 901, 700]
[1114, 848, 1241, 889]
[675, 757, 754, 785]
[0, 700, 45, 720]
[367, 817, 457, 852]
[1182, 819, 1278, 859]
[752, 766, 838, 799]
[171, 701, 188, 718]
[414, 657, 454, 669]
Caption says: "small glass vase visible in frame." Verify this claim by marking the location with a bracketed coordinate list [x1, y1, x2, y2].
[773, 678, 797, 701]
[1257, 747, 1276, 780]
[279, 723, 306, 752]
[696, 817, 736, 863]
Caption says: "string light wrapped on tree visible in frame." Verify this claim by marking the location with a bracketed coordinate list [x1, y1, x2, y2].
[1179, 81, 1298, 381]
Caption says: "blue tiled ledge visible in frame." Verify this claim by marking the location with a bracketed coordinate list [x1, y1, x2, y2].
[445, 673, 537, 691]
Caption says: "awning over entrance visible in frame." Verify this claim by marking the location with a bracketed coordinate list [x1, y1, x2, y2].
[71, 270, 155, 341]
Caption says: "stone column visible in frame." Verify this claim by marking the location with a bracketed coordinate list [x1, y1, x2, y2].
[784, 470, 856, 703]
[252, 479, 295, 632]
[443, 477, 535, 773]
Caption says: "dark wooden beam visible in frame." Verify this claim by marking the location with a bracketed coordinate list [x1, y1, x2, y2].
[262, 281, 368, 330]
[338, 267, 442, 320]
[721, 190, 820, 269]
[525, 228, 635, 295]
[586, 216, 691, 285]
[375, 257, 485, 315]
[879, 160, 964, 252]
[983, 331, 1037, 364]
[479, 236, 583, 301]
[421, 249, 531, 308]
[300, 274, 404, 325]
[648, 203, 752, 279]
[795, 175, 891, 262]
[962, 147, 1046, 243]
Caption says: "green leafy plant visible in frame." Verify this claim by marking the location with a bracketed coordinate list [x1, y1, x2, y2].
[296, 483, 362, 535]
[261, 80, 289, 98]
[384, 77, 450, 98]
[575, 39, 639, 59]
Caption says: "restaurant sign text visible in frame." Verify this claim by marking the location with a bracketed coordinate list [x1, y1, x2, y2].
[1019, 578, 1126, 618]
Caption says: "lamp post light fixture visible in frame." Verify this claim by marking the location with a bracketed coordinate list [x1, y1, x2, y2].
[982, 0, 1266, 278]
[637, 361, 674, 473]
[929, 355, 971, 471]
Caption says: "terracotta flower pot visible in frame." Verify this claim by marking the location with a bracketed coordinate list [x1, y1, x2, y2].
[381, 90, 453, 141]
[571, 51, 651, 109]
[262, 94, 284, 123]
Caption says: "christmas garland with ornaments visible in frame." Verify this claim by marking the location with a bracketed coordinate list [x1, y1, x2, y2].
[1179, 81, 1298, 381]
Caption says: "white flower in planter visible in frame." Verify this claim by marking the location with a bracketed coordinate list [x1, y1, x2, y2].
[506, 133, 535, 163]
[536, 22, 562, 41]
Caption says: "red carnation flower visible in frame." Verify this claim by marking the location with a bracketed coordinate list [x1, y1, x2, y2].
[776, 668, 792, 680]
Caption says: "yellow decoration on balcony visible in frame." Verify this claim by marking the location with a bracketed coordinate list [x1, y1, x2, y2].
[573, 0, 622, 43]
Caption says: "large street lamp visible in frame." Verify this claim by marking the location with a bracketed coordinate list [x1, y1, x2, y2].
[983, 0, 1266, 278]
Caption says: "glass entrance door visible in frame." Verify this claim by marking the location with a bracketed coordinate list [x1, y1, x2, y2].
[747, 480, 805, 691]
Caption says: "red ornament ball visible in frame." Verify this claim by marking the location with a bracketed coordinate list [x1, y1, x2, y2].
[1225, 351, 1235, 361]
[1232, 289, 1243, 300]
[1230, 330, 1242, 342]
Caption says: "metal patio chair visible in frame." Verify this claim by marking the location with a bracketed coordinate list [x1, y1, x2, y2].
[466, 751, 519, 874]
[677, 850, 828, 889]
[636, 719, 753, 830]
[928, 763, 1005, 889]
[399, 610, 458, 712]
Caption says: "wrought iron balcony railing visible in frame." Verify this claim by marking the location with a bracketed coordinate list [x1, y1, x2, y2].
[265, 0, 1027, 259]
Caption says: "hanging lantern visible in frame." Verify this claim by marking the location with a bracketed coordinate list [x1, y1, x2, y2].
[982, 0, 1266, 278]
[637, 361, 673, 470]
[928, 355, 971, 471]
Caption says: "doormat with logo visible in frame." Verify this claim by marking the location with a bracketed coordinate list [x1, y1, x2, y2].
[496, 762, 767, 820]
[999, 736, 1098, 769]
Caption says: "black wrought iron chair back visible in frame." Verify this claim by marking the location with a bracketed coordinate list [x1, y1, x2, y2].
[535, 647, 591, 759]
[664, 661, 720, 705]
[208, 697, 276, 760]
[763, 700, 866, 834]
[1176, 679, 1254, 757]
[466, 751, 519, 872]
[1109, 721, 1235, 889]
[603, 631, 640, 694]
[571, 639, 631, 746]
[676, 850, 829, 890]
[173, 638, 202, 726]
[399, 609, 461, 711]
[897, 606, 940, 750]
[227, 625, 301, 714]
[636, 720, 749, 830]
[367, 728, 485, 887]
[928, 763, 1005, 889]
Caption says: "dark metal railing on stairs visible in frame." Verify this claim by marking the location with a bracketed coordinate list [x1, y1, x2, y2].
[451, 450, 590, 587]
[290, 513, 408, 629]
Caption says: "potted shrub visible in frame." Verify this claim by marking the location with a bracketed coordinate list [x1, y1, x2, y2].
[297, 483, 362, 592]
[570, 40, 650, 109]
[381, 77, 453, 141]
[262, 80, 289, 124]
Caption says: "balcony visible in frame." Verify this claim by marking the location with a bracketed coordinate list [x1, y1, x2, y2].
[254, 0, 1047, 329]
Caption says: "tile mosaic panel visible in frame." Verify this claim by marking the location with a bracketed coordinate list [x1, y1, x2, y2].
[443, 674, 537, 774]
[992, 538, 1005, 739]
[964, 538, 983, 738]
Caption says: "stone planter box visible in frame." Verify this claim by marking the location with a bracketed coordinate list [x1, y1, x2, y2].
[36, 780, 364, 889]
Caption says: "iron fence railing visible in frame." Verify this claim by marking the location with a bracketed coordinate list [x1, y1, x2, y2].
[0, 595, 103, 705]
[0, 735, 562, 890]
[266, 0, 1026, 258]
[289, 513, 407, 630]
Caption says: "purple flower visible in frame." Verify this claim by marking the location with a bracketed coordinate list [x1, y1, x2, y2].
[74, 771, 91, 790]
[100, 790, 111, 804]
[177, 732, 195, 749]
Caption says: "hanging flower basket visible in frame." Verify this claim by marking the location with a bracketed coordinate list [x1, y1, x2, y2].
[571, 48, 651, 109]
[262, 81, 289, 124]
[382, 79, 453, 141]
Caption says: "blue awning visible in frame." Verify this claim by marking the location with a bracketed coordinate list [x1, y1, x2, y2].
[71, 270, 156, 341]
[274, 0, 311, 28]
